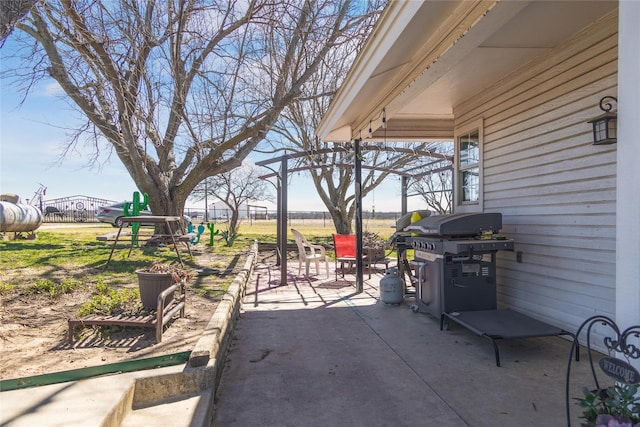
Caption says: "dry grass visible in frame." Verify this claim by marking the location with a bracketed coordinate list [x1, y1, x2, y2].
[237, 218, 398, 241]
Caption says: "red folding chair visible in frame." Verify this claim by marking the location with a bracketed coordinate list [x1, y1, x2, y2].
[333, 234, 371, 280]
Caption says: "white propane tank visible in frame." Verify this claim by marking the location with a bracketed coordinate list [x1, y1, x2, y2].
[0, 201, 43, 232]
[379, 267, 404, 304]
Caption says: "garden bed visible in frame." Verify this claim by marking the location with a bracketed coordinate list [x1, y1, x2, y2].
[0, 225, 260, 381]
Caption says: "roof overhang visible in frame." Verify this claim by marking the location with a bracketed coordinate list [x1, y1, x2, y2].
[317, 0, 617, 142]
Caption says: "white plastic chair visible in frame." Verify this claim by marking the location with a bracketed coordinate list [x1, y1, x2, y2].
[291, 228, 329, 278]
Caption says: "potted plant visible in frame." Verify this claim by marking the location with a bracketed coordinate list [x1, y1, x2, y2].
[576, 384, 640, 427]
[135, 263, 193, 310]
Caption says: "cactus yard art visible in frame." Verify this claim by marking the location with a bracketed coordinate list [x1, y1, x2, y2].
[124, 191, 148, 245]
[207, 222, 220, 246]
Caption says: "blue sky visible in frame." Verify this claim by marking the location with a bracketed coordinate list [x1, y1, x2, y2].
[1, 44, 412, 213]
[1, 77, 140, 203]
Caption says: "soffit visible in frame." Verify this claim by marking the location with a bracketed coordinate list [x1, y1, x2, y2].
[317, 0, 618, 142]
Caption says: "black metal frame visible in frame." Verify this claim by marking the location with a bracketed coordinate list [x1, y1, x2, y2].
[440, 309, 578, 367]
[565, 315, 640, 426]
[255, 146, 453, 290]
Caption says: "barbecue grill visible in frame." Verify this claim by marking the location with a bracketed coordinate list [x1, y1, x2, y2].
[406, 213, 514, 318]
[401, 212, 575, 366]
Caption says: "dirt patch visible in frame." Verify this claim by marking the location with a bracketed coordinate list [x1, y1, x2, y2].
[0, 248, 273, 381]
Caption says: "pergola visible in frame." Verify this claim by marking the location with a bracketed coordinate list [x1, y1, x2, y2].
[256, 144, 452, 293]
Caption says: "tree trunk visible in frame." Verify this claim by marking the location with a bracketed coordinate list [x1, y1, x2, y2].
[330, 206, 353, 235]
[229, 210, 239, 234]
[143, 187, 186, 233]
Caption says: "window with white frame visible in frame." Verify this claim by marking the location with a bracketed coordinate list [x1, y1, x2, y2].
[456, 129, 481, 205]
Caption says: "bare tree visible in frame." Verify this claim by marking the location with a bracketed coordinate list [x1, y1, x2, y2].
[410, 171, 453, 214]
[0, 0, 35, 44]
[3, 0, 372, 220]
[408, 143, 454, 214]
[191, 164, 272, 236]
[268, 15, 448, 234]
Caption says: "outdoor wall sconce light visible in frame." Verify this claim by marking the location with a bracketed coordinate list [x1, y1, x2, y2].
[587, 96, 617, 145]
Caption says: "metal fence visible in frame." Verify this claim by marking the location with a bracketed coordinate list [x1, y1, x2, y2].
[37, 197, 406, 225]
[40, 196, 116, 223]
[183, 208, 405, 223]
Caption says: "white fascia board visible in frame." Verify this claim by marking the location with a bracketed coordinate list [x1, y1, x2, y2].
[324, 125, 353, 143]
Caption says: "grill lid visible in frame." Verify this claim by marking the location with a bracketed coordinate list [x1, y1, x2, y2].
[404, 213, 502, 237]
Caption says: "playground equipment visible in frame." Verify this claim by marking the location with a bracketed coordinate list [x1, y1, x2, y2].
[28, 184, 47, 206]
[0, 194, 43, 238]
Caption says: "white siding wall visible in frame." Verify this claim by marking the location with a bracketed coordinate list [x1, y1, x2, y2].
[453, 11, 618, 333]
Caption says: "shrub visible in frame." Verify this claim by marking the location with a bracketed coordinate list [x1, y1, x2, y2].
[221, 228, 239, 247]
[25, 278, 81, 299]
[79, 282, 142, 316]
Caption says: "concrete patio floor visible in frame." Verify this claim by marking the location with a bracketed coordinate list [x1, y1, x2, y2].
[210, 263, 593, 427]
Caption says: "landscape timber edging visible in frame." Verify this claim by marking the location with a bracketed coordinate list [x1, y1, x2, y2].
[188, 239, 258, 368]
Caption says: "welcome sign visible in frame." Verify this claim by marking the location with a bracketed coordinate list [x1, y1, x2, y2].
[599, 356, 640, 385]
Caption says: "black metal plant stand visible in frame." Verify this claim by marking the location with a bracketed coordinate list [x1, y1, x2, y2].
[565, 316, 640, 426]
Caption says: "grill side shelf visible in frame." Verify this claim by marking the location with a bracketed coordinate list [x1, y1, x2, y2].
[442, 239, 514, 254]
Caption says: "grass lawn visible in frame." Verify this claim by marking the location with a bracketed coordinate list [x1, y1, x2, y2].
[0, 218, 398, 309]
[231, 217, 398, 242]
[0, 223, 246, 297]
[0, 217, 398, 292]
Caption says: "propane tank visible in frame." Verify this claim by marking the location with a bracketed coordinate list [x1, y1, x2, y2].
[0, 201, 43, 233]
[379, 267, 404, 304]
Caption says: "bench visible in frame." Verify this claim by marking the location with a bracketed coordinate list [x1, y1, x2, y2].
[181, 232, 197, 242]
[96, 231, 132, 241]
[68, 282, 186, 343]
[172, 233, 197, 244]
[146, 234, 195, 256]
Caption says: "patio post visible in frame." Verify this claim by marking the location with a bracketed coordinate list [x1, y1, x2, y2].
[355, 138, 363, 293]
[279, 157, 288, 285]
[401, 176, 408, 216]
[275, 177, 281, 266]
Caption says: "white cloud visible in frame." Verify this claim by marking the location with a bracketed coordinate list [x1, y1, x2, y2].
[41, 81, 64, 97]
